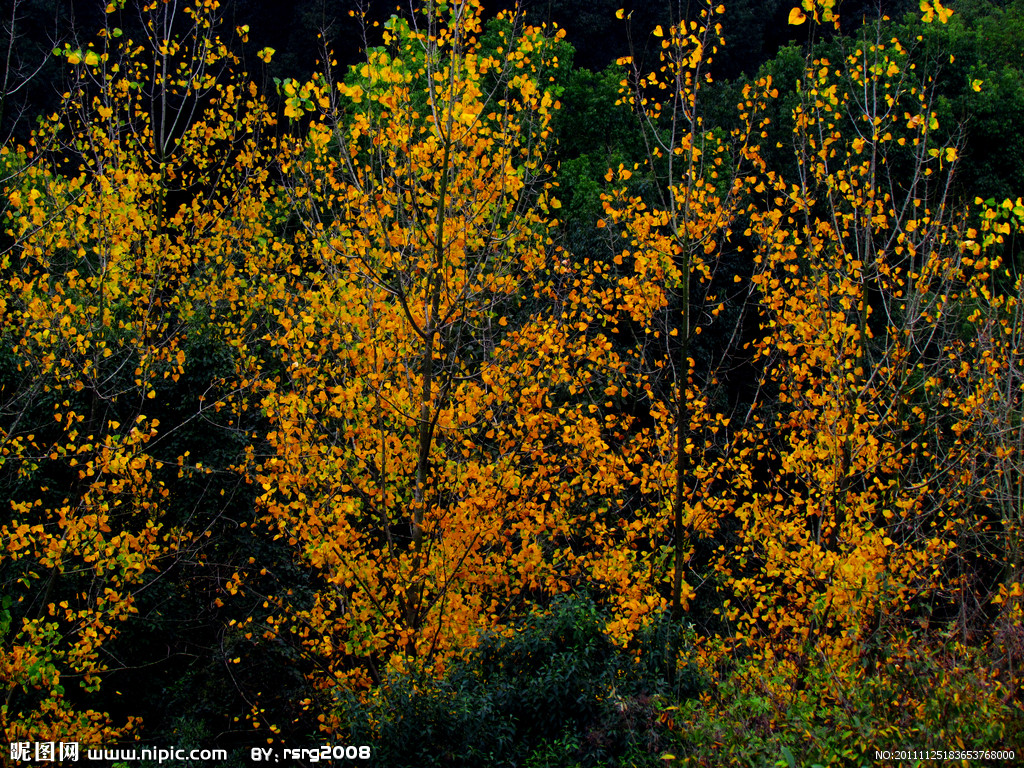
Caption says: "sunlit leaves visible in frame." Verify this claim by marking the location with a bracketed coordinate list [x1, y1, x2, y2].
[920, 0, 954, 24]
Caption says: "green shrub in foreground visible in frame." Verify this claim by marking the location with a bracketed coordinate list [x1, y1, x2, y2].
[338, 594, 704, 767]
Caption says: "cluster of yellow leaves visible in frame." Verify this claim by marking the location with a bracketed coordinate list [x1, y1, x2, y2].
[788, 0, 840, 28]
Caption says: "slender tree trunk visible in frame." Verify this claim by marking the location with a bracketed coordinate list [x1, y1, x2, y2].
[671, 248, 690, 623]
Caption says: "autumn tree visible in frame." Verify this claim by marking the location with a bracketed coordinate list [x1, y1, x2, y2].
[581, 0, 1022, 750]
[0, 0, 285, 743]
[703, 0, 1023, 739]
[234, 1, 676, 729]
[593, 1, 769, 636]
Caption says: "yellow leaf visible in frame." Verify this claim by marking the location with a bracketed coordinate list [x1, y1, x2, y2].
[971, 79, 983, 92]
[788, 7, 807, 24]
[688, 43, 703, 69]
[257, 47, 275, 64]
[653, 25, 664, 37]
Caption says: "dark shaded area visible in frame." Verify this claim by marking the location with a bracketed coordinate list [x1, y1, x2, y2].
[6, 0, 919, 144]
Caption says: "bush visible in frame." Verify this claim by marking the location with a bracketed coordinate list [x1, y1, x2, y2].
[675, 633, 1023, 767]
[337, 594, 704, 767]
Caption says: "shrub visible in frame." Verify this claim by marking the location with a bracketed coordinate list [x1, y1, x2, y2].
[337, 593, 704, 767]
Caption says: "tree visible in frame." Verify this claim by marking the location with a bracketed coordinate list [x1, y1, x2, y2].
[589, 0, 1021, 740]
[246, 0, 596, 706]
[714, 0, 1022, 727]
[0, 0, 283, 742]
[596, 0, 767, 629]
